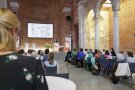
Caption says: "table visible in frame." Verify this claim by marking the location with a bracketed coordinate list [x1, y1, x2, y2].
[46, 76, 76, 90]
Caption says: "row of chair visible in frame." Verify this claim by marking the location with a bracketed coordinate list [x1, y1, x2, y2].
[70, 54, 135, 86]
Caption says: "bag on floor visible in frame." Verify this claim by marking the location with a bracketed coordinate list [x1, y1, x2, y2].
[111, 76, 119, 84]
[92, 66, 100, 76]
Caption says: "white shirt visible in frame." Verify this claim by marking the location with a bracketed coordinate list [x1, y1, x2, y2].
[117, 53, 125, 61]
[127, 57, 135, 63]
[45, 60, 57, 67]
[115, 63, 131, 76]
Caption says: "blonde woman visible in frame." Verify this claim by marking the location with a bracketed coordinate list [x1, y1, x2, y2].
[45, 52, 57, 67]
[0, 8, 48, 90]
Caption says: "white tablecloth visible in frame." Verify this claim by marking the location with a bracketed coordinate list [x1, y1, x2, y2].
[46, 76, 76, 90]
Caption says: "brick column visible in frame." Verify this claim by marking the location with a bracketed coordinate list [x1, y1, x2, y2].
[78, 1, 85, 49]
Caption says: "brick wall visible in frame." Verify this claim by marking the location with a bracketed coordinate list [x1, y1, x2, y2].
[7, 0, 74, 50]
[109, 0, 135, 53]
[18, 0, 62, 49]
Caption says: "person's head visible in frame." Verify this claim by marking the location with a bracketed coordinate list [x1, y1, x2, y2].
[40, 50, 44, 56]
[30, 50, 34, 54]
[95, 49, 98, 54]
[80, 48, 83, 52]
[48, 52, 54, 64]
[103, 49, 105, 52]
[38, 50, 41, 55]
[27, 49, 31, 54]
[31, 50, 38, 58]
[45, 49, 49, 54]
[73, 48, 76, 51]
[87, 50, 91, 54]
[111, 48, 114, 51]
[0, 8, 19, 51]
[127, 51, 134, 57]
[18, 49, 24, 54]
[119, 51, 123, 54]
[105, 50, 110, 55]
[85, 49, 87, 52]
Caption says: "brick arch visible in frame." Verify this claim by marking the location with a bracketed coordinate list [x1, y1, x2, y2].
[95, 0, 113, 10]
[85, 7, 92, 16]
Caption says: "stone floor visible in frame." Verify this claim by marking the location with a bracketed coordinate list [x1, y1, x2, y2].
[54, 52, 134, 90]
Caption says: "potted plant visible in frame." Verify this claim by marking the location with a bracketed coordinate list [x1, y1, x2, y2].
[44, 43, 52, 49]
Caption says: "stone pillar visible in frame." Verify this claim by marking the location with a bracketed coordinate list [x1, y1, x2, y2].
[78, 1, 85, 49]
[0, 0, 7, 8]
[94, 10, 100, 49]
[95, 17, 100, 49]
[113, 10, 119, 54]
[110, 0, 120, 54]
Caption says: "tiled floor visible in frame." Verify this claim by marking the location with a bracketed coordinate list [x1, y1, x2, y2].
[54, 52, 134, 90]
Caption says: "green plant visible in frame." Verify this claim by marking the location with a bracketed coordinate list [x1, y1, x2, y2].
[44, 43, 52, 49]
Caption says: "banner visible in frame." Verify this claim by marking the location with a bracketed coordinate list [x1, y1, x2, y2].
[65, 37, 71, 51]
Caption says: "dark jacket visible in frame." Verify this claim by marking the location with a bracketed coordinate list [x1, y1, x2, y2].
[0, 53, 48, 90]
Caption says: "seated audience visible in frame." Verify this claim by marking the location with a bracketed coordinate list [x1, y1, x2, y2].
[77, 48, 85, 60]
[31, 50, 39, 60]
[38, 50, 42, 56]
[117, 51, 126, 62]
[71, 49, 77, 64]
[76, 48, 85, 67]
[95, 50, 100, 59]
[43, 49, 49, 62]
[102, 49, 106, 55]
[127, 51, 135, 63]
[85, 50, 93, 61]
[85, 50, 93, 69]
[27, 49, 32, 56]
[93, 49, 98, 56]
[45, 52, 57, 67]
[105, 50, 111, 59]
[110, 48, 116, 57]
[18, 49, 25, 55]
[71, 49, 77, 60]
[38, 50, 44, 60]
[0, 8, 48, 90]
[65, 49, 72, 62]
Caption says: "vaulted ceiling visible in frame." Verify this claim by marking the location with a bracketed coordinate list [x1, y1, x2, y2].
[7, 0, 128, 12]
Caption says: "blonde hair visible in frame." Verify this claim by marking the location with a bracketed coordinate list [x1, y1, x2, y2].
[48, 52, 54, 65]
[31, 51, 38, 58]
[0, 8, 19, 51]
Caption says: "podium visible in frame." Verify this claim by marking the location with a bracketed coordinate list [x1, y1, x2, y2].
[54, 42, 59, 52]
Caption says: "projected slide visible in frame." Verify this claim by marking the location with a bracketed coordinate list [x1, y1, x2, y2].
[28, 23, 53, 38]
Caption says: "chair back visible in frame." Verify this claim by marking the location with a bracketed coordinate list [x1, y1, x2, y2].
[49, 73, 69, 79]
[87, 57, 91, 64]
[45, 66, 57, 75]
[117, 60, 126, 63]
[99, 55, 107, 67]
[129, 63, 135, 73]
